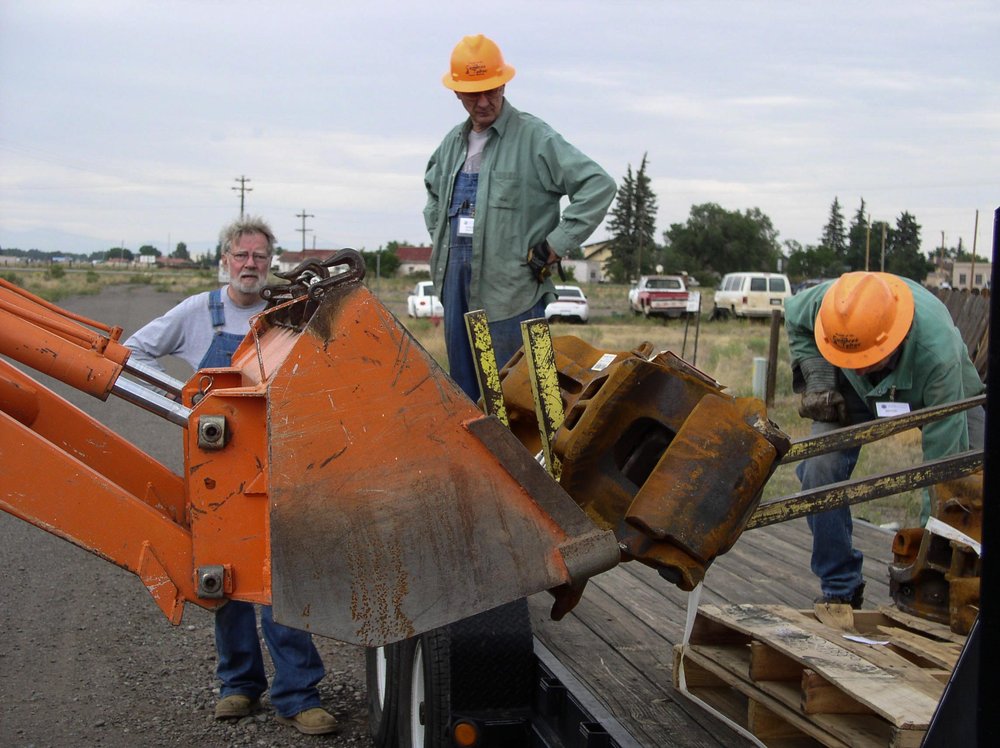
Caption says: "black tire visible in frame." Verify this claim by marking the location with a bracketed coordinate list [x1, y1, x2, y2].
[397, 630, 449, 748]
[366, 644, 402, 748]
[397, 600, 534, 748]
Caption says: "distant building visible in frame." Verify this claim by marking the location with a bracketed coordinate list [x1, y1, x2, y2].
[395, 246, 432, 276]
[951, 261, 992, 291]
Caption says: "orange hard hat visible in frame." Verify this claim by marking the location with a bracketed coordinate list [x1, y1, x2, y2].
[814, 272, 915, 369]
[442, 34, 516, 93]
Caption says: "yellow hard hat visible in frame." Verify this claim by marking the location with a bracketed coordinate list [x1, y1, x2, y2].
[442, 34, 516, 93]
[814, 272, 915, 369]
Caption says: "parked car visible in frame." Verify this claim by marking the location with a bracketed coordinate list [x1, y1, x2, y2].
[545, 284, 589, 324]
[406, 280, 444, 318]
[627, 275, 690, 318]
[712, 272, 791, 319]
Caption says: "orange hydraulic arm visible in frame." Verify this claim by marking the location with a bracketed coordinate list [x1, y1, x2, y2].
[0, 278, 203, 621]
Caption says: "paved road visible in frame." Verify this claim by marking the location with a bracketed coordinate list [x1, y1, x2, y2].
[1, 284, 371, 747]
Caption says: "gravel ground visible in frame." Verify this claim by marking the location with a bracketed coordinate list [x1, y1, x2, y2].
[1, 285, 373, 747]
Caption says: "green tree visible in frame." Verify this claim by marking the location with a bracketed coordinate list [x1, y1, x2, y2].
[106, 247, 134, 261]
[819, 197, 848, 261]
[364, 241, 402, 278]
[606, 154, 658, 282]
[884, 211, 931, 281]
[845, 198, 870, 271]
[138, 244, 160, 257]
[662, 203, 781, 278]
[171, 242, 190, 260]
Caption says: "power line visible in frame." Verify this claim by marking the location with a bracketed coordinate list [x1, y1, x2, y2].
[232, 175, 252, 217]
[296, 209, 314, 251]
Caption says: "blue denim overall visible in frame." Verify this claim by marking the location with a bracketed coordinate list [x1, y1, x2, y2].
[441, 172, 545, 401]
[202, 289, 325, 718]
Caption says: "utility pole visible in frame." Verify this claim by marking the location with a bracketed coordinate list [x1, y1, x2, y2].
[970, 209, 979, 291]
[232, 176, 252, 217]
[879, 222, 886, 273]
[296, 209, 314, 251]
[864, 213, 871, 271]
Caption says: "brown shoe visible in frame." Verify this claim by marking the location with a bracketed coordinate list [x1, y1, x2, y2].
[276, 707, 339, 735]
[214, 694, 259, 720]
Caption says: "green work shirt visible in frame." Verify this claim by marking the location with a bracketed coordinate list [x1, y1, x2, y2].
[423, 100, 616, 320]
[785, 277, 984, 461]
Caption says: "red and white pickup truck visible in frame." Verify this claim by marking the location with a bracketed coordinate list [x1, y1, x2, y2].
[627, 274, 693, 318]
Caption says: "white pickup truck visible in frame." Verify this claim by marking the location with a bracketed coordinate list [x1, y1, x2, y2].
[628, 274, 694, 318]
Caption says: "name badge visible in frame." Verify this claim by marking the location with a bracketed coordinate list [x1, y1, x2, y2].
[458, 216, 475, 236]
[876, 401, 910, 417]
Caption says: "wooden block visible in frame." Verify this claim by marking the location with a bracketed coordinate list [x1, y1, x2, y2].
[801, 669, 877, 715]
[749, 640, 802, 681]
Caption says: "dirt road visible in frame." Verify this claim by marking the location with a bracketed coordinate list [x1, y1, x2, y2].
[1, 285, 372, 747]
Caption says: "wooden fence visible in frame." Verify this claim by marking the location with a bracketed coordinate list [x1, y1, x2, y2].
[935, 288, 990, 380]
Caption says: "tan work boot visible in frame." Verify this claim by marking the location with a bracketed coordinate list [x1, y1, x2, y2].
[214, 694, 259, 720]
[276, 707, 339, 735]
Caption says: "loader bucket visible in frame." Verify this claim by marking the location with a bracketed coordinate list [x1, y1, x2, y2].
[236, 281, 618, 646]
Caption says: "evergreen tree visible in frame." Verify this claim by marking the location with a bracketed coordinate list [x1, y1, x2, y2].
[606, 154, 658, 282]
[884, 211, 931, 281]
[819, 197, 848, 261]
[845, 198, 869, 271]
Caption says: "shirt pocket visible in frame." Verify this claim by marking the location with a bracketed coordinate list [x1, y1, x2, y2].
[488, 172, 521, 210]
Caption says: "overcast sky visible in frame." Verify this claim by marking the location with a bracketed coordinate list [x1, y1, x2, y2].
[1, 1, 997, 263]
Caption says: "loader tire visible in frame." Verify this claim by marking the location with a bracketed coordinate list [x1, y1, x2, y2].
[397, 599, 534, 748]
[365, 644, 402, 748]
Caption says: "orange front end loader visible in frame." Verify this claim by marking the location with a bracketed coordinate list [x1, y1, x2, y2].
[0, 261, 619, 646]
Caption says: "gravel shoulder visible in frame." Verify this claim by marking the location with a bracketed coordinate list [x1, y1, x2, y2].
[1, 284, 372, 747]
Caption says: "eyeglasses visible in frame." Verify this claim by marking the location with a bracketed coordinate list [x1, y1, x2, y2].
[227, 252, 270, 265]
[456, 87, 503, 103]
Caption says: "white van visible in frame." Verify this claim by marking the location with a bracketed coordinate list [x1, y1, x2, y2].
[712, 272, 791, 319]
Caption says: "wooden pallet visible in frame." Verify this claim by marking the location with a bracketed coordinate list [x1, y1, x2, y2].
[673, 604, 966, 748]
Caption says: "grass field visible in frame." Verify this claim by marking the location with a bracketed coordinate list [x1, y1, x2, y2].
[2, 265, 925, 527]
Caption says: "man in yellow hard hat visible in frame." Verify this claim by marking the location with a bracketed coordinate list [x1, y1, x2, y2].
[785, 271, 984, 608]
[424, 34, 616, 400]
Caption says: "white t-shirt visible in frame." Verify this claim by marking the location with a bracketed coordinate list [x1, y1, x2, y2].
[462, 129, 490, 173]
[124, 288, 266, 373]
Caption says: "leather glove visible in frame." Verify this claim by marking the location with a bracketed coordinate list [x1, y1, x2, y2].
[523, 241, 566, 283]
[798, 390, 848, 423]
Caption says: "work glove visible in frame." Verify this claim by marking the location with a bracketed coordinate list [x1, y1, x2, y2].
[523, 241, 566, 283]
[796, 356, 846, 423]
[798, 390, 848, 423]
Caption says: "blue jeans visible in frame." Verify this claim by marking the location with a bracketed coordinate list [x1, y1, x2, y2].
[796, 419, 865, 599]
[442, 242, 546, 400]
[215, 601, 325, 718]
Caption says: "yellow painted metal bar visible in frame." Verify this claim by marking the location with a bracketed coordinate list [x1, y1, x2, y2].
[748, 449, 983, 529]
[463, 310, 508, 425]
[521, 319, 563, 480]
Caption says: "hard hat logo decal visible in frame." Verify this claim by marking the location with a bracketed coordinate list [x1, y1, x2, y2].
[465, 62, 487, 78]
[830, 332, 861, 351]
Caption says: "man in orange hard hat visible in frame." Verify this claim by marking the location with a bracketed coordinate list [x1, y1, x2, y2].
[424, 34, 616, 400]
[785, 271, 984, 608]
